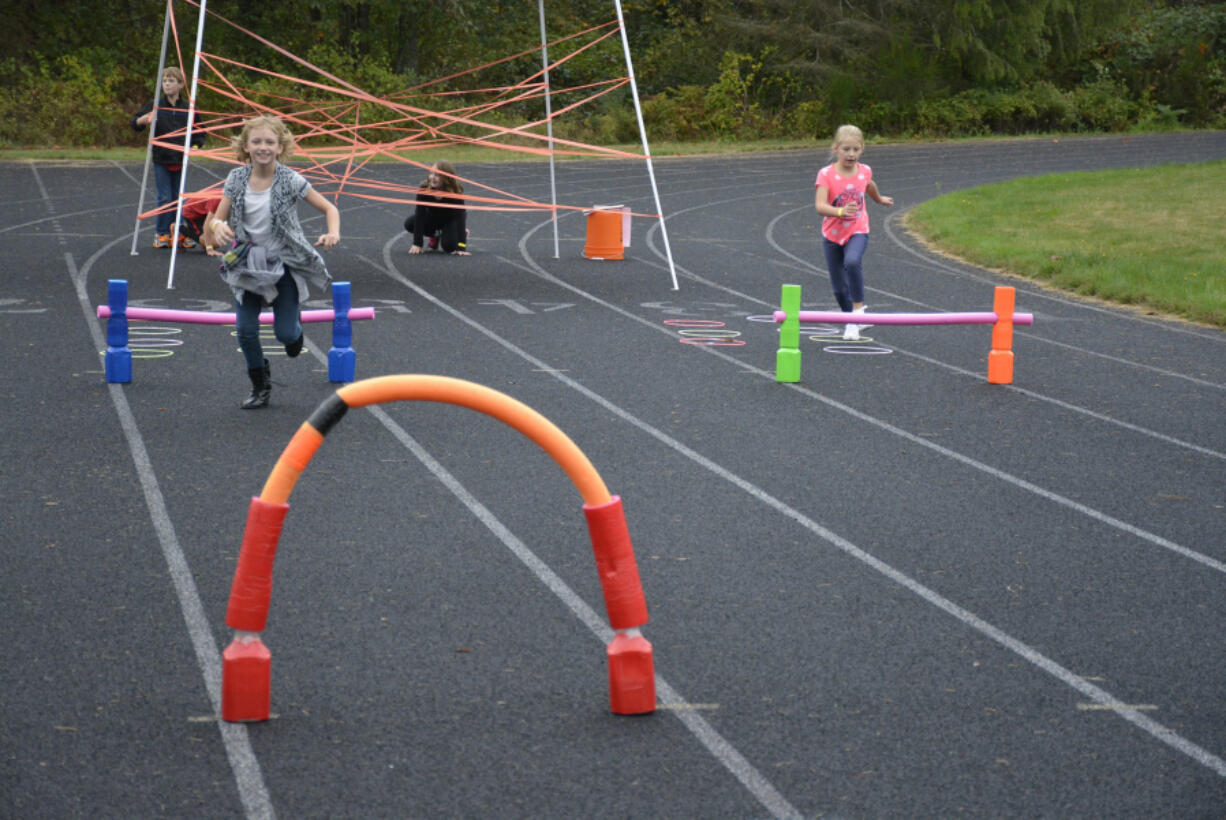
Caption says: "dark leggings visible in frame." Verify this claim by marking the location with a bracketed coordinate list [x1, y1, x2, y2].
[404, 211, 466, 253]
[235, 272, 301, 370]
[822, 233, 868, 312]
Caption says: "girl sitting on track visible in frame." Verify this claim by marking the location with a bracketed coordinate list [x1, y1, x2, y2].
[404, 160, 470, 256]
[208, 115, 340, 409]
[814, 124, 894, 340]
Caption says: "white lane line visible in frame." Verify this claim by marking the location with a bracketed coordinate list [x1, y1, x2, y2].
[884, 346, 1226, 460]
[0, 206, 134, 235]
[767, 202, 1226, 390]
[521, 225, 1225, 775]
[377, 237, 1226, 779]
[878, 210, 1226, 348]
[363, 399, 802, 820]
[365, 236, 1226, 813]
[634, 192, 1226, 453]
[760, 202, 1226, 389]
[369, 244, 802, 819]
[514, 219, 1226, 576]
[64, 231, 275, 818]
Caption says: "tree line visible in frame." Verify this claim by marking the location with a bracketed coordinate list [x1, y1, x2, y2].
[1, 0, 1222, 149]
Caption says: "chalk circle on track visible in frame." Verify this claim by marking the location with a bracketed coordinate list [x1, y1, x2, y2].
[817, 338, 893, 355]
[747, 313, 841, 339]
[666, 318, 747, 346]
[128, 339, 183, 347]
[663, 319, 729, 328]
[677, 328, 745, 346]
[746, 313, 890, 352]
[127, 326, 183, 358]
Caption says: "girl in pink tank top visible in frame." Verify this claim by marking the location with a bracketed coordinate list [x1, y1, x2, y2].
[815, 124, 894, 340]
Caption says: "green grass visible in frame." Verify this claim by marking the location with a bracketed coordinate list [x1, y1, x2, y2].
[906, 160, 1226, 328]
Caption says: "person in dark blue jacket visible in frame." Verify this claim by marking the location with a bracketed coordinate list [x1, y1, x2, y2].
[131, 67, 207, 249]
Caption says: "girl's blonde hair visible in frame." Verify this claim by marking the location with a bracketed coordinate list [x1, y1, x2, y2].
[232, 115, 295, 163]
[828, 124, 865, 161]
[422, 160, 464, 195]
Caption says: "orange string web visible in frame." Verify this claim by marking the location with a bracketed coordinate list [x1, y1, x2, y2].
[140, 0, 661, 222]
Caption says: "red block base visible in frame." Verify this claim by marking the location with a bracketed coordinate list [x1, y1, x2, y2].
[607, 632, 655, 715]
[987, 349, 1014, 384]
[222, 636, 271, 722]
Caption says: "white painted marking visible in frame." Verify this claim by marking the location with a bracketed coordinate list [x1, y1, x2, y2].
[372, 243, 801, 819]
[60, 214, 275, 818]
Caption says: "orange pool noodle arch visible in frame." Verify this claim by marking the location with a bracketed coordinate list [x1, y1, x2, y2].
[222, 375, 654, 721]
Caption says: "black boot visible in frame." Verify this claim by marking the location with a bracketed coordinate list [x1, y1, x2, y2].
[285, 332, 303, 358]
[241, 359, 272, 409]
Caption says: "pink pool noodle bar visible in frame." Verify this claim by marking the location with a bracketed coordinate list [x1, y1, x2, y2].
[99, 278, 369, 385]
[773, 284, 1030, 385]
[771, 310, 1033, 326]
[96, 305, 375, 324]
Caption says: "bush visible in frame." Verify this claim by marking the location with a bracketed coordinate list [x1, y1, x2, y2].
[914, 95, 989, 138]
[3, 2, 1219, 149]
[1133, 102, 1187, 133]
[953, 84, 1077, 134]
[1017, 82, 1077, 132]
[703, 51, 762, 139]
[855, 100, 910, 139]
[642, 85, 708, 142]
[784, 99, 828, 141]
[0, 54, 132, 148]
[1071, 73, 1138, 132]
[1091, 3, 1226, 127]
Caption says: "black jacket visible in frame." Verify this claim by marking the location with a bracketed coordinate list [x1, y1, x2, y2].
[408, 192, 467, 247]
[131, 94, 205, 166]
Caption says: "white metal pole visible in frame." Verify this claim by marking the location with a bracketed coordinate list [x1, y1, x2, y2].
[165, 0, 209, 289]
[612, 0, 679, 290]
[130, 0, 174, 256]
[538, 0, 560, 258]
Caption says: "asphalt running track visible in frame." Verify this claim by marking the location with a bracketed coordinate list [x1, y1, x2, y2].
[3, 132, 1225, 819]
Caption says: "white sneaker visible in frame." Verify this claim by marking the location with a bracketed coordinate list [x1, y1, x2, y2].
[853, 305, 871, 328]
[842, 323, 861, 341]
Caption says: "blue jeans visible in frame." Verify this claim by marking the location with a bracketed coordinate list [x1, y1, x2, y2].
[153, 163, 183, 235]
[822, 233, 869, 312]
[234, 272, 302, 370]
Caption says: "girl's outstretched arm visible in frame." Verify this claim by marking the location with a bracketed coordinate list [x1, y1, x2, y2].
[305, 189, 340, 248]
[867, 180, 894, 207]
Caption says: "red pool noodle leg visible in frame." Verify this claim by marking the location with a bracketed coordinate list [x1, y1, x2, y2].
[584, 496, 655, 714]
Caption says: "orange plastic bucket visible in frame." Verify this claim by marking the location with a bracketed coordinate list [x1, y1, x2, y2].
[583, 209, 624, 260]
